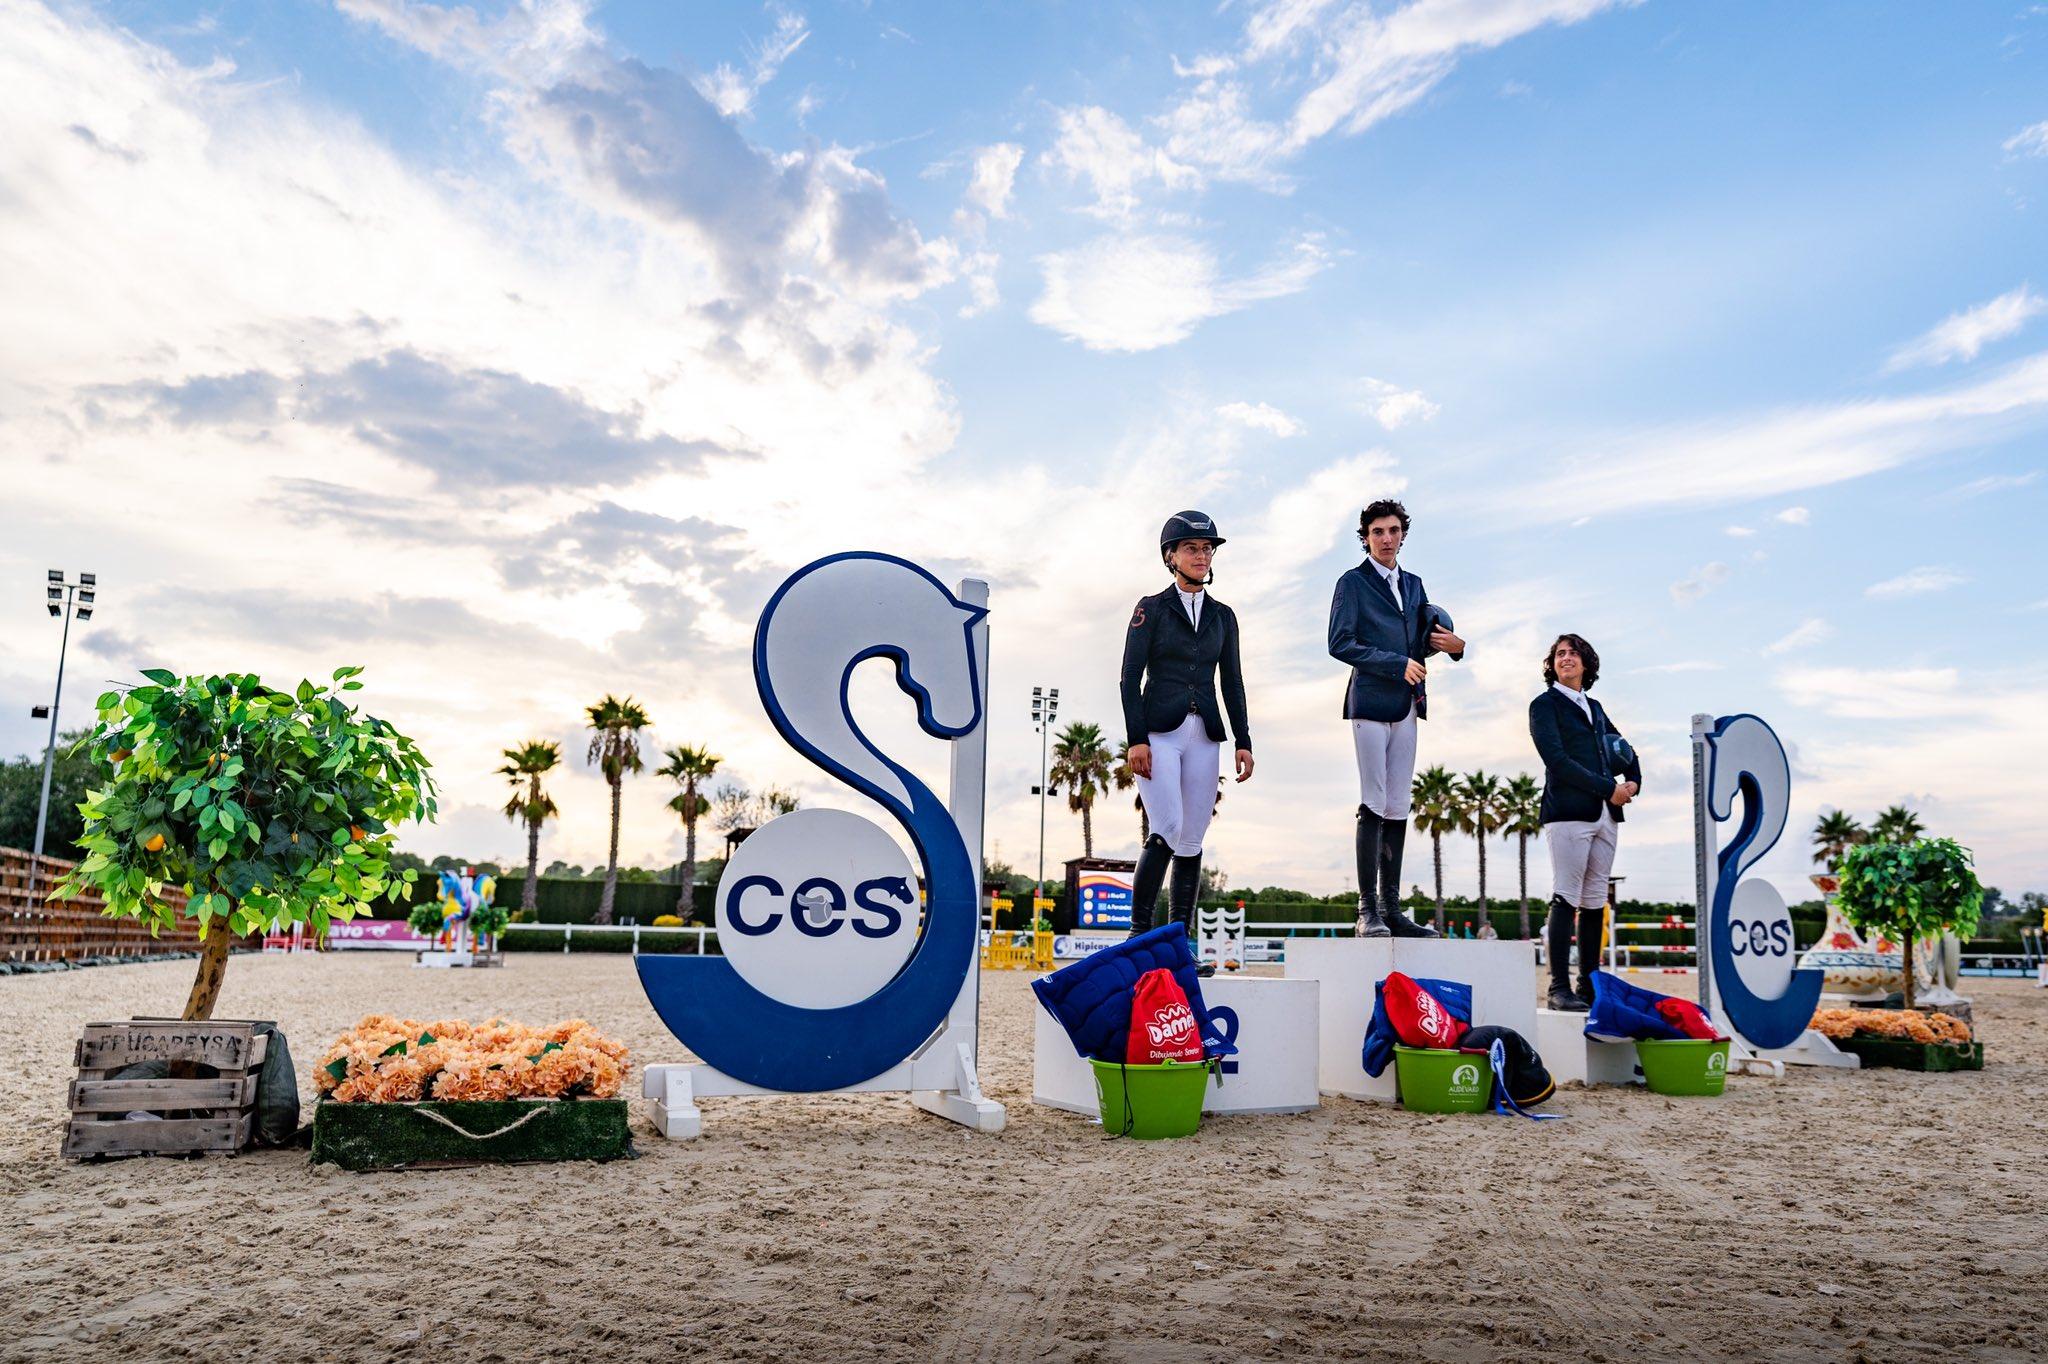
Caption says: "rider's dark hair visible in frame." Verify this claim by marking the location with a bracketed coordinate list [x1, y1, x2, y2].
[1542, 633, 1601, 689]
[1358, 499, 1411, 543]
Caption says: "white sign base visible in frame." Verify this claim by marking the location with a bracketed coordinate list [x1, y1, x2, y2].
[644, 1013, 1005, 1139]
[414, 947, 474, 969]
[1031, 976, 1321, 1117]
[1284, 939, 1537, 1102]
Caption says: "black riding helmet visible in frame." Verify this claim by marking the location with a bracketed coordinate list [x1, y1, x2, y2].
[1160, 510, 1224, 586]
[1159, 510, 1225, 552]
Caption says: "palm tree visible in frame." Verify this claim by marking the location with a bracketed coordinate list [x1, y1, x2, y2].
[657, 743, 722, 920]
[584, 694, 652, 925]
[1410, 766, 1461, 933]
[497, 740, 561, 915]
[1049, 721, 1114, 858]
[1871, 805, 1925, 845]
[1503, 773, 1543, 939]
[1811, 809, 1867, 871]
[1456, 770, 1507, 930]
[1113, 740, 1147, 843]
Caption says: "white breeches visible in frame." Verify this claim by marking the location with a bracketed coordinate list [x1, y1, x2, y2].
[1547, 810, 1618, 910]
[1352, 708, 1418, 818]
[1136, 714, 1220, 856]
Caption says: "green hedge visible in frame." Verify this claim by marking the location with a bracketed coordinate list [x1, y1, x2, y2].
[494, 876, 710, 925]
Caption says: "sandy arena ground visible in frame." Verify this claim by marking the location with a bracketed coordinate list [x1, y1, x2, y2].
[2, 952, 2045, 1363]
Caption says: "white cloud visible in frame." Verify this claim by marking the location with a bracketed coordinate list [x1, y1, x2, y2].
[962, 142, 1024, 222]
[1774, 505, 1810, 525]
[1281, 0, 1633, 150]
[1866, 566, 1968, 598]
[1669, 561, 1730, 605]
[1041, 105, 1198, 220]
[1029, 232, 1329, 352]
[1779, 666, 1963, 721]
[1485, 351, 2048, 524]
[1951, 469, 2039, 498]
[1215, 401, 1304, 436]
[1762, 617, 1833, 657]
[1631, 660, 1724, 675]
[2004, 120, 2048, 158]
[1357, 377, 1439, 430]
[1885, 285, 2045, 371]
[1724, 525, 1756, 537]
[1156, 78, 1292, 190]
[692, 5, 810, 118]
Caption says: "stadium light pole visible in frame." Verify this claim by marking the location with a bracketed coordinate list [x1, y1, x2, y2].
[33, 570, 96, 887]
[1030, 686, 1059, 904]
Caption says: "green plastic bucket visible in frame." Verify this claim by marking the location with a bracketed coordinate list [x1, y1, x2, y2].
[1635, 1038, 1731, 1096]
[1088, 1058, 1211, 1139]
[1392, 1045, 1494, 1114]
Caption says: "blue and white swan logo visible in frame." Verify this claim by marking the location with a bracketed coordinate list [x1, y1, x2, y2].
[1700, 714, 1822, 1050]
[636, 552, 986, 1093]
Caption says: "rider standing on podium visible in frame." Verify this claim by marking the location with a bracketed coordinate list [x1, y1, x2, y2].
[1328, 499, 1465, 938]
[1121, 511, 1255, 946]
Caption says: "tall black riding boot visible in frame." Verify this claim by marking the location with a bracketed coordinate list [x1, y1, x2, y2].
[1576, 904, 1605, 1004]
[1378, 817, 1439, 939]
[1354, 806, 1391, 938]
[1169, 853, 1211, 974]
[1545, 895, 1585, 1011]
[1126, 834, 1171, 937]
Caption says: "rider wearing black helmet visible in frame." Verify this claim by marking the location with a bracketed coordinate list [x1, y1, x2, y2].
[1121, 511, 1255, 949]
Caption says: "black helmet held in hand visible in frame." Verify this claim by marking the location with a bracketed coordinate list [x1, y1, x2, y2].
[1159, 510, 1226, 552]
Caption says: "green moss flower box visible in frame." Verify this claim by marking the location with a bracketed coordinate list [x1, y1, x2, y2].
[1835, 1036, 1984, 1072]
[311, 1097, 633, 1171]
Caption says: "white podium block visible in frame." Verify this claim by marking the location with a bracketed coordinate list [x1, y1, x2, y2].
[1535, 1008, 1643, 1086]
[1284, 938, 1537, 1102]
[1033, 976, 1321, 1117]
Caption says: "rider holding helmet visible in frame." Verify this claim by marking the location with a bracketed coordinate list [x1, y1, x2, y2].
[1121, 511, 1255, 945]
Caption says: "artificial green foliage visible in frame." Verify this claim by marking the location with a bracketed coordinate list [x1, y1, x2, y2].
[1837, 837, 1985, 943]
[1837, 836, 1984, 1010]
[470, 902, 510, 939]
[52, 667, 436, 940]
[407, 898, 447, 936]
[310, 1098, 632, 1170]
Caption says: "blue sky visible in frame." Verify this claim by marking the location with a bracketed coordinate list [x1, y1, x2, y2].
[2, 0, 2045, 906]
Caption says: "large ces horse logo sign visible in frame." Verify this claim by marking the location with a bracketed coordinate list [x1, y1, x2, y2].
[1695, 714, 1823, 1051]
[636, 552, 987, 1095]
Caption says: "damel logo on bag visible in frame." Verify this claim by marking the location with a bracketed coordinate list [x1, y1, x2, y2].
[1146, 1001, 1195, 1048]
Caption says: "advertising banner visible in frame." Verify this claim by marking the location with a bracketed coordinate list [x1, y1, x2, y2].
[328, 919, 432, 951]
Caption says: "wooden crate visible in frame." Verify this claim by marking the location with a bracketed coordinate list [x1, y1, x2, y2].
[63, 1020, 267, 1159]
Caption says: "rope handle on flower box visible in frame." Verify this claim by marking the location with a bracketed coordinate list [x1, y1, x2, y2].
[408, 1104, 550, 1142]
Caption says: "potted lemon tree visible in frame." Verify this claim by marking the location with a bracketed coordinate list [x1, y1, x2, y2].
[55, 667, 435, 1020]
[1832, 836, 1984, 1070]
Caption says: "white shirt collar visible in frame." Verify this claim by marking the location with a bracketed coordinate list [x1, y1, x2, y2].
[1552, 680, 1591, 717]
[1368, 557, 1399, 585]
[1175, 584, 1203, 625]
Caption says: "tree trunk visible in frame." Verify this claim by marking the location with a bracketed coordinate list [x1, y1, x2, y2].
[1476, 832, 1491, 928]
[523, 817, 541, 912]
[1903, 933, 1916, 1012]
[1517, 835, 1530, 939]
[1081, 801, 1094, 859]
[598, 776, 622, 925]
[182, 921, 234, 1021]
[679, 814, 698, 919]
[1431, 833, 1445, 934]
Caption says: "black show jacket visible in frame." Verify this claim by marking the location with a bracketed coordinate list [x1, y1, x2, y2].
[1528, 687, 1644, 825]
[1327, 560, 1461, 722]
[1119, 586, 1251, 751]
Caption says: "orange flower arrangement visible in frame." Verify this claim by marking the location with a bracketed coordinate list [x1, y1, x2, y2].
[1809, 1008, 1971, 1046]
[314, 1016, 630, 1103]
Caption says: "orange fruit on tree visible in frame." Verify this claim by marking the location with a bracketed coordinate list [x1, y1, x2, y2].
[144, 833, 165, 852]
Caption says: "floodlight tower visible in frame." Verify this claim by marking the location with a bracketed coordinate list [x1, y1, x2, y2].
[33, 570, 96, 874]
[1029, 686, 1059, 903]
